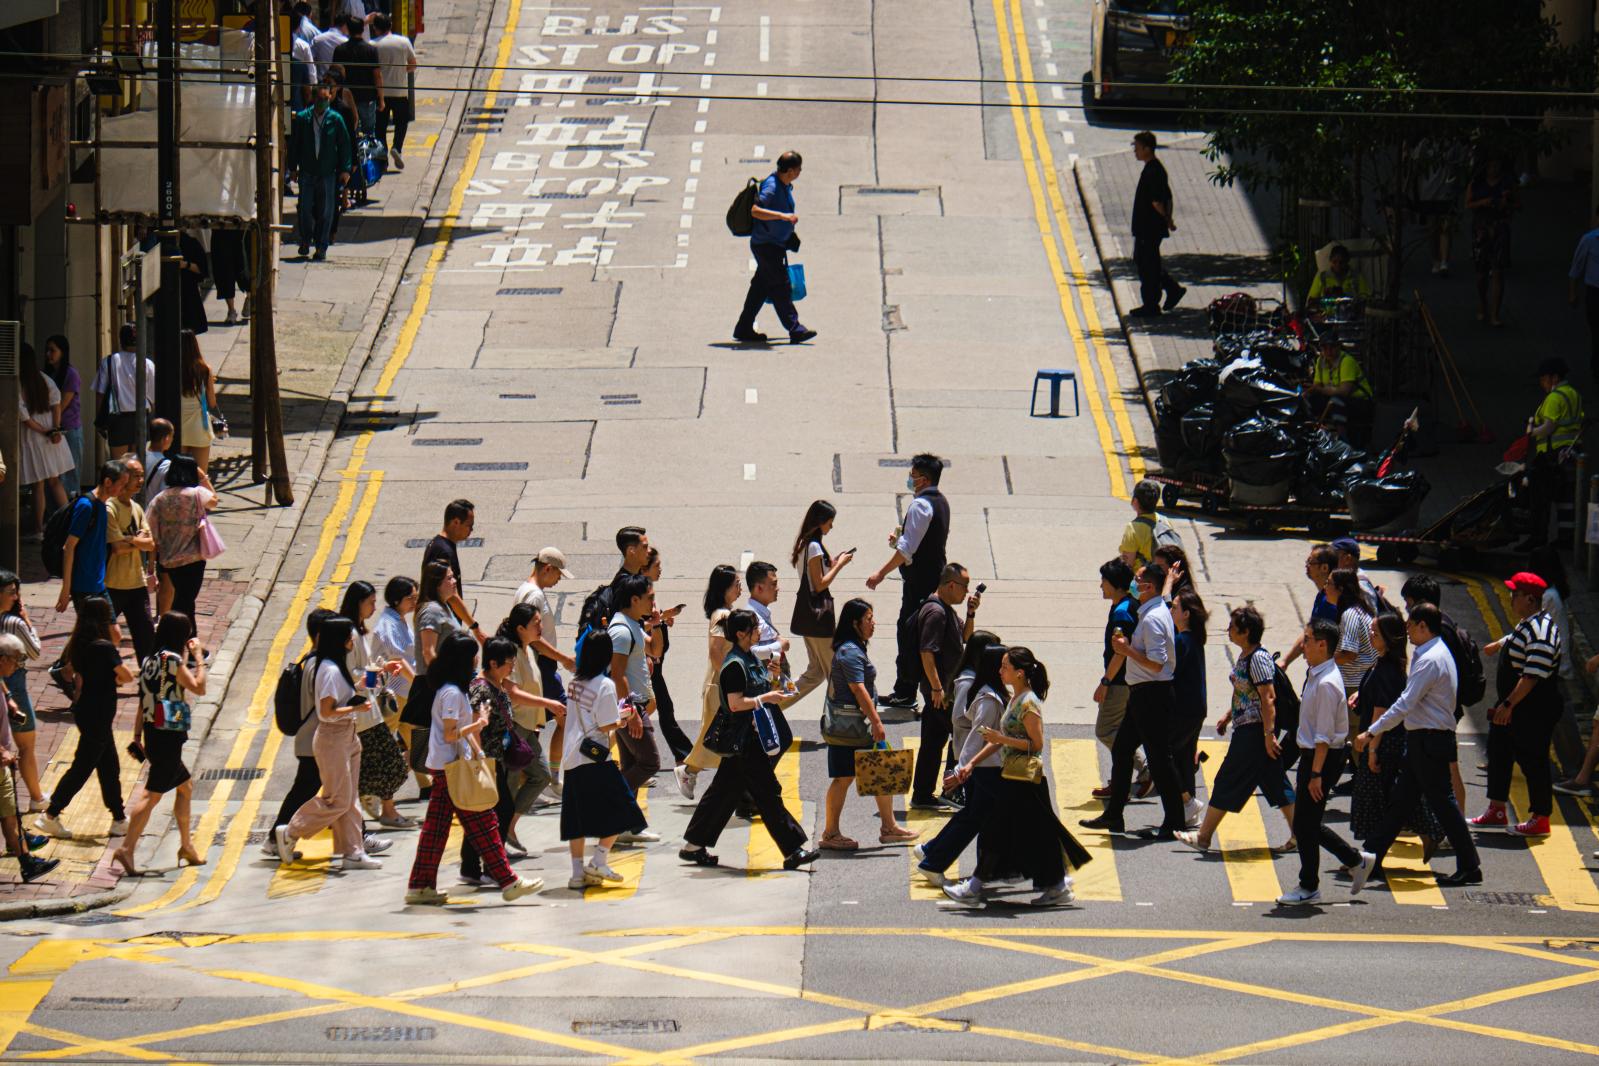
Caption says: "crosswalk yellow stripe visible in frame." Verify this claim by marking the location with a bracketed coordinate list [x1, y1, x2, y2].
[266, 829, 334, 899]
[901, 741, 953, 900]
[1509, 776, 1599, 911]
[1052, 740, 1120, 901]
[36, 728, 141, 879]
[587, 785, 647, 900]
[747, 747, 803, 877]
[1197, 740, 1284, 902]
[1382, 838, 1446, 905]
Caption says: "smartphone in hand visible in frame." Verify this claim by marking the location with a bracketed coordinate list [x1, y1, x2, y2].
[127, 740, 147, 763]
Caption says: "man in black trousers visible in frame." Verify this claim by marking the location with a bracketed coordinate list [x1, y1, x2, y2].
[908, 564, 981, 811]
[867, 453, 951, 710]
[1129, 131, 1185, 318]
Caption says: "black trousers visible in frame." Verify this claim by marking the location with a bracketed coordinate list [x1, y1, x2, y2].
[47, 712, 125, 822]
[890, 575, 939, 699]
[1292, 748, 1361, 891]
[1133, 235, 1178, 311]
[911, 697, 954, 804]
[460, 759, 516, 878]
[919, 766, 1000, 871]
[161, 560, 207, 626]
[1104, 681, 1185, 829]
[273, 755, 322, 832]
[1585, 284, 1599, 380]
[1521, 453, 1560, 547]
[1170, 710, 1206, 797]
[1486, 696, 1561, 816]
[108, 586, 156, 664]
[652, 659, 694, 763]
[377, 96, 412, 153]
[735, 242, 802, 336]
[1364, 729, 1480, 873]
[685, 749, 806, 855]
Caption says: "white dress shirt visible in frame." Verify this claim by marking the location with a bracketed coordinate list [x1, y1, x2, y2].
[895, 492, 936, 558]
[1125, 596, 1175, 684]
[747, 597, 783, 661]
[93, 350, 157, 412]
[1369, 635, 1459, 734]
[1296, 658, 1349, 749]
[311, 27, 349, 80]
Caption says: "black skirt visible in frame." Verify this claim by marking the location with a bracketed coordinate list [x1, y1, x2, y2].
[144, 728, 191, 794]
[559, 760, 647, 842]
[973, 776, 1091, 889]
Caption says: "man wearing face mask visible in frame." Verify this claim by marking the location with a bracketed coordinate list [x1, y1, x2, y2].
[287, 82, 353, 260]
[867, 453, 951, 710]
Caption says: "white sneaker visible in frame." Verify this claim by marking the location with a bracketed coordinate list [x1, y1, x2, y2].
[261, 835, 279, 858]
[1175, 830, 1212, 854]
[109, 819, 129, 837]
[274, 826, 296, 866]
[340, 853, 383, 871]
[405, 886, 448, 905]
[1276, 886, 1322, 905]
[585, 860, 623, 883]
[674, 765, 697, 800]
[27, 793, 50, 814]
[360, 795, 381, 820]
[618, 829, 660, 845]
[502, 875, 543, 901]
[1349, 851, 1376, 895]
[33, 814, 68, 839]
[1184, 797, 1206, 829]
[363, 834, 393, 855]
[1031, 881, 1075, 907]
[942, 878, 986, 908]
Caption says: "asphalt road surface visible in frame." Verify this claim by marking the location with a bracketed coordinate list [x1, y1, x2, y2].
[3, 0, 1597, 1063]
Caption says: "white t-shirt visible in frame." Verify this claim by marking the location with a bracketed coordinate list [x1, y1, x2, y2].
[511, 645, 545, 729]
[515, 580, 558, 648]
[314, 658, 355, 723]
[428, 682, 473, 771]
[796, 540, 823, 576]
[561, 675, 619, 773]
[373, 33, 416, 98]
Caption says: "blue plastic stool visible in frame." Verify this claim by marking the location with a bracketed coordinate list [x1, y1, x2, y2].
[1030, 369, 1079, 418]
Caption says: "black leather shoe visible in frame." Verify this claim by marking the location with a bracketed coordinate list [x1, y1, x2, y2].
[1079, 814, 1125, 834]
[1435, 867, 1483, 886]
[1128, 305, 1161, 318]
[733, 330, 769, 344]
[1163, 284, 1187, 311]
[1132, 826, 1180, 842]
[783, 846, 821, 870]
[789, 328, 818, 344]
[679, 847, 719, 867]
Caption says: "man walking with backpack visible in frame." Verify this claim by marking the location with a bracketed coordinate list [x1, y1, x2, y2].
[46, 460, 126, 694]
[1119, 479, 1180, 570]
[731, 150, 816, 345]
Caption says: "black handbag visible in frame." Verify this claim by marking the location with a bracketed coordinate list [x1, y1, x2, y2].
[701, 705, 746, 758]
[789, 541, 835, 638]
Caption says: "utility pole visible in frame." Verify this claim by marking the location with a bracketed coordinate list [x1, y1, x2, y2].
[251, 1, 293, 503]
[154, 0, 182, 446]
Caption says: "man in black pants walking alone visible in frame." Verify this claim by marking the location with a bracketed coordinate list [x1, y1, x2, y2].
[1129, 131, 1185, 318]
[733, 150, 817, 345]
[867, 453, 951, 710]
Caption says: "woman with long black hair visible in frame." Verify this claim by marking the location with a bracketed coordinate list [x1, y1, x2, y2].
[560, 628, 647, 890]
[275, 616, 382, 871]
[414, 559, 468, 668]
[786, 500, 854, 708]
[1169, 588, 1209, 826]
[916, 641, 1007, 885]
[339, 581, 411, 828]
[496, 602, 567, 852]
[42, 335, 83, 496]
[680, 564, 741, 798]
[15, 342, 74, 537]
[1326, 568, 1377, 695]
[943, 647, 1091, 907]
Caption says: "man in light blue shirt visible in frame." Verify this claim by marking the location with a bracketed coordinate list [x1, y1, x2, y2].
[733, 150, 816, 346]
[1082, 562, 1185, 838]
[1354, 603, 1482, 886]
[1569, 212, 1599, 379]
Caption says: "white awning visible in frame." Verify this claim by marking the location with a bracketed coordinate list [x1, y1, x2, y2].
[99, 79, 257, 220]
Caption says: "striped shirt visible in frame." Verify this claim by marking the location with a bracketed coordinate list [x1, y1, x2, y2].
[1504, 610, 1561, 681]
[0, 613, 42, 660]
[1336, 606, 1377, 691]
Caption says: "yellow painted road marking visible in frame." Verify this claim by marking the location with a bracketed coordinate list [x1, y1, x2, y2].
[1052, 739, 1120, 900]
[1005, 0, 1145, 483]
[265, 828, 335, 898]
[588, 784, 647, 899]
[1197, 739, 1284, 902]
[1509, 773, 1599, 911]
[747, 745, 804, 876]
[1382, 836, 1447, 905]
[900, 740, 950, 899]
[987, 0, 1127, 497]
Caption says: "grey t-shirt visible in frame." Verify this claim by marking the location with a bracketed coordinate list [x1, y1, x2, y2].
[414, 600, 462, 651]
[607, 613, 653, 700]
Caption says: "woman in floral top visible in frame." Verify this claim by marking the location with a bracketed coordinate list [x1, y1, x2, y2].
[1176, 605, 1297, 854]
[458, 636, 520, 886]
[145, 457, 218, 624]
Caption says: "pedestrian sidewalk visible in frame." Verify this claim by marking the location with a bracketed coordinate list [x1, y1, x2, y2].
[1074, 140, 1599, 768]
[0, 0, 495, 918]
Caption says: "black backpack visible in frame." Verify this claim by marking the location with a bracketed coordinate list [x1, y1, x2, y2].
[273, 654, 311, 736]
[41, 494, 93, 579]
[1441, 615, 1486, 707]
[573, 583, 616, 658]
[725, 177, 759, 236]
[1270, 663, 1300, 740]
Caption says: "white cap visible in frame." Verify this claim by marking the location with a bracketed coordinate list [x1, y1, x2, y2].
[536, 547, 576, 580]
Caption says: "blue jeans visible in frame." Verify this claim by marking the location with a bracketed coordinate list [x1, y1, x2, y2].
[298, 174, 338, 252]
[60, 427, 83, 496]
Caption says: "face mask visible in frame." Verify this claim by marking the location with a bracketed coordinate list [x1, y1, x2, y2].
[906, 476, 917, 492]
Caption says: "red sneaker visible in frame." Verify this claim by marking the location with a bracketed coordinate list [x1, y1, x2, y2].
[1090, 783, 1114, 799]
[1467, 807, 1509, 830]
[1507, 816, 1550, 838]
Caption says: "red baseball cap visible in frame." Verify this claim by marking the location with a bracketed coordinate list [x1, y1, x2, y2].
[1504, 572, 1548, 594]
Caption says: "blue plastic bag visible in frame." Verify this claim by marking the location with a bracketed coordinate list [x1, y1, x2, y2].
[788, 262, 807, 301]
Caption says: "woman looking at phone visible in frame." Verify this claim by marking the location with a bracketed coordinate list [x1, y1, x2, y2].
[786, 500, 855, 708]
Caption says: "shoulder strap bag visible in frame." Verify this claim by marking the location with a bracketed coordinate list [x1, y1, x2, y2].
[443, 734, 498, 813]
[141, 652, 192, 732]
[999, 701, 1044, 783]
[820, 665, 872, 748]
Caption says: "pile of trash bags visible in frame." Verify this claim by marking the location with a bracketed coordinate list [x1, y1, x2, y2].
[1153, 331, 1428, 527]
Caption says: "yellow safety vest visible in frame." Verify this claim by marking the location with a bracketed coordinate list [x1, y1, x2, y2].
[1534, 382, 1583, 453]
[1313, 353, 1374, 399]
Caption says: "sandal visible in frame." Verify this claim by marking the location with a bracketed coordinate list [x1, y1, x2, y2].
[1272, 837, 1298, 855]
[678, 847, 719, 867]
[878, 825, 920, 844]
[819, 832, 859, 851]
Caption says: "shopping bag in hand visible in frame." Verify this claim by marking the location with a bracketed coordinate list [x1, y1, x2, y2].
[854, 740, 912, 797]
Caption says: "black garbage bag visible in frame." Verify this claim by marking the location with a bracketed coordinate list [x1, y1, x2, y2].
[1248, 341, 1311, 380]
[1159, 359, 1220, 415]
[1347, 470, 1431, 531]
[1154, 402, 1191, 474]
[1214, 330, 1280, 363]
[1228, 450, 1299, 488]
[1293, 428, 1372, 506]
[1217, 363, 1302, 415]
[1223, 416, 1298, 459]
[1180, 403, 1225, 460]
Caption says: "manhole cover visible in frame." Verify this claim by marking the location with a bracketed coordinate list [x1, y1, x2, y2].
[51, 996, 181, 1012]
[573, 1020, 680, 1035]
[497, 287, 563, 296]
[50, 912, 130, 926]
[878, 457, 951, 468]
[326, 1026, 436, 1042]
[840, 184, 943, 216]
[1465, 891, 1555, 907]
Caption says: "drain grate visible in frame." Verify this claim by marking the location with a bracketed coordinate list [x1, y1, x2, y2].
[573, 1020, 680, 1035]
[53, 996, 181, 1012]
[499, 393, 538, 400]
[876, 1019, 972, 1033]
[50, 912, 131, 926]
[536, 193, 586, 199]
[405, 537, 484, 549]
[199, 768, 267, 781]
[412, 437, 484, 447]
[456, 462, 529, 472]
[879, 457, 952, 468]
[497, 287, 564, 296]
[560, 116, 611, 124]
[1466, 891, 1555, 907]
[859, 187, 924, 195]
[327, 1026, 436, 1042]
[587, 75, 623, 84]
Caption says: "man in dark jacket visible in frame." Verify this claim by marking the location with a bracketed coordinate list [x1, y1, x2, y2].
[287, 82, 353, 260]
[1129, 131, 1185, 318]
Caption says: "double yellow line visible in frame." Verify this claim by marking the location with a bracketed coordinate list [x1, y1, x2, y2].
[991, 0, 1144, 499]
[119, 0, 524, 916]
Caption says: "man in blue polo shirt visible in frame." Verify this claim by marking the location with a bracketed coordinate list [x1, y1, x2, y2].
[49, 459, 127, 693]
[733, 150, 817, 346]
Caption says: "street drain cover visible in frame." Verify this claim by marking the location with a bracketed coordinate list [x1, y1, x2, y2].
[50, 912, 130, 926]
[198, 768, 266, 781]
[573, 1020, 680, 1035]
[327, 1026, 436, 1042]
[1466, 891, 1555, 906]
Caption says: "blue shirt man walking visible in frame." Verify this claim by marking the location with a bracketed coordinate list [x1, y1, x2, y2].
[733, 150, 817, 346]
